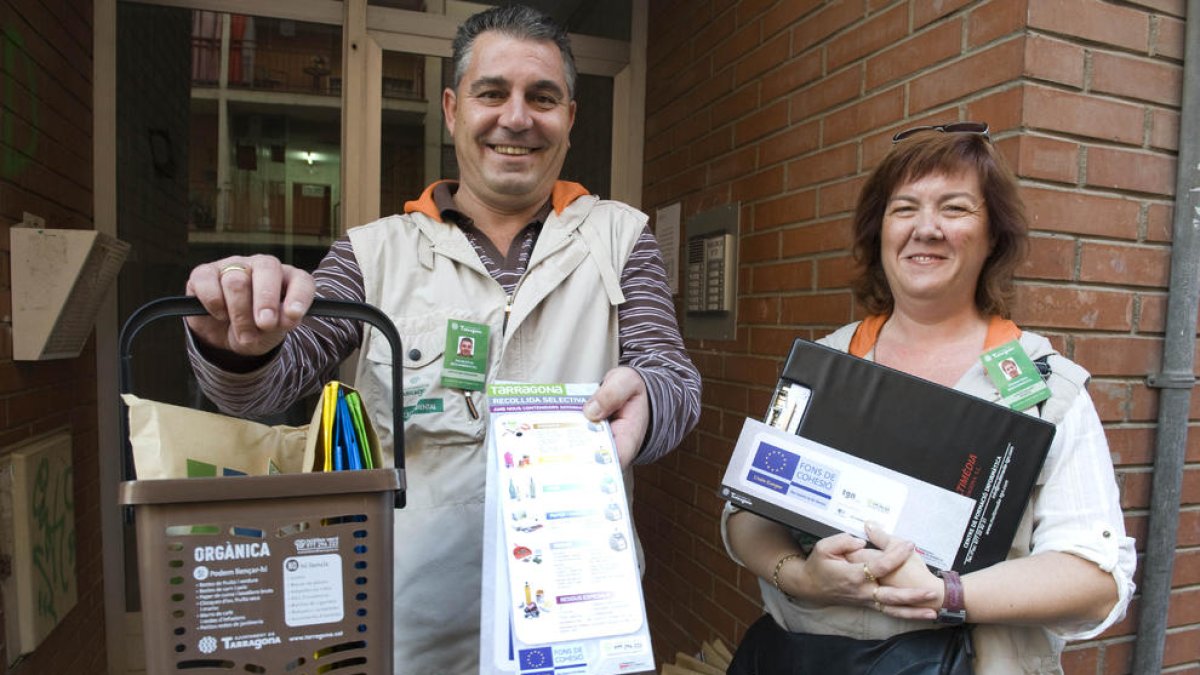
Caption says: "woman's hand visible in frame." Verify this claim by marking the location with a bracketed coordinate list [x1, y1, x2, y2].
[788, 528, 922, 610]
[847, 523, 941, 620]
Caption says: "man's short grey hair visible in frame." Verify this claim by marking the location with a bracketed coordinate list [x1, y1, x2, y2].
[451, 4, 577, 99]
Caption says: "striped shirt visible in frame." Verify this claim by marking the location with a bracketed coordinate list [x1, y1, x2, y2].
[190, 185, 700, 464]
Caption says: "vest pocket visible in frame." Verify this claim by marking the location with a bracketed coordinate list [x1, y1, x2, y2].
[364, 313, 485, 447]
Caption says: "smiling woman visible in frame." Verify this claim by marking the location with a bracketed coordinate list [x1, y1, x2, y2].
[723, 126, 1136, 675]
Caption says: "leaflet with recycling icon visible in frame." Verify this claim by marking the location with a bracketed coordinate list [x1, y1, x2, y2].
[480, 383, 654, 674]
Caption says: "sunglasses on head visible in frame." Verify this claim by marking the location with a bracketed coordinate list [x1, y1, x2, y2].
[892, 121, 990, 144]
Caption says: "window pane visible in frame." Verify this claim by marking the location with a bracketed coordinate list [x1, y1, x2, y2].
[118, 4, 339, 417]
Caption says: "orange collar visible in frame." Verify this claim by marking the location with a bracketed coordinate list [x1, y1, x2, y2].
[848, 314, 1021, 358]
[402, 180, 589, 222]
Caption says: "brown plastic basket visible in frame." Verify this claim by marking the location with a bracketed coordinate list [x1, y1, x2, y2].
[118, 297, 405, 674]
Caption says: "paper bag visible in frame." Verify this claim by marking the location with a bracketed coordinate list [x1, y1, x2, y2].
[123, 394, 309, 479]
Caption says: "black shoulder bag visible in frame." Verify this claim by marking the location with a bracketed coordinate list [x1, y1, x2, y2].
[726, 614, 974, 675]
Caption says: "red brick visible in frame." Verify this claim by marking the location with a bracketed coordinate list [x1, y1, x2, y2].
[1128, 382, 1159, 421]
[708, 146, 759, 185]
[738, 295, 780, 324]
[912, 0, 973, 28]
[865, 19, 962, 91]
[823, 86, 905, 146]
[1104, 426, 1155, 465]
[1060, 645, 1100, 673]
[1146, 202, 1174, 243]
[750, 326, 803, 358]
[1175, 548, 1200, 586]
[1013, 134, 1081, 185]
[691, 128, 735, 165]
[1086, 147, 1176, 196]
[712, 82, 761, 131]
[1023, 35, 1085, 88]
[1149, 109, 1179, 152]
[715, 20, 763, 70]
[816, 254, 858, 289]
[792, 0, 865, 54]
[1163, 625, 1200, 667]
[1079, 242, 1172, 287]
[781, 218, 854, 256]
[1154, 15, 1186, 60]
[751, 260, 811, 293]
[759, 119, 821, 167]
[1126, 0, 1185, 16]
[965, 86, 1024, 135]
[1022, 186, 1141, 239]
[785, 144, 857, 190]
[1088, 380, 1131, 422]
[1014, 285, 1133, 331]
[733, 0, 774, 26]
[1091, 51, 1183, 105]
[740, 231, 780, 263]
[683, 68, 736, 115]
[826, 3, 907, 71]
[1024, 85, 1144, 145]
[1028, 0, 1150, 53]
[736, 32, 790, 87]
[818, 176, 866, 217]
[909, 38, 1024, 113]
[781, 291, 855, 324]
[1138, 292, 1168, 332]
[753, 190, 818, 230]
[734, 99, 788, 145]
[760, 51, 822, 101]
[731, 165, 784, 203]
[1020, 234, 1076, 281]
[968, 0, 1028, 47]
[762, 0, 822, 40]
[791, 66, 861, 121]
[693, 11, 737, 61]
[1074, 336, 1164, 377]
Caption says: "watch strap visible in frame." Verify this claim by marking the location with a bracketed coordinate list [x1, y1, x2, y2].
[936, 570, 967, 624]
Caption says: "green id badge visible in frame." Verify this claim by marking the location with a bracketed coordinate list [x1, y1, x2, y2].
[980, 340, 1051, 411]
[442, 319, 489, 391]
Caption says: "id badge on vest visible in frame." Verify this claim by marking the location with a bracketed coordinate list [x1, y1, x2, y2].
[442, 319, 490, 390]
[980, 340, 1050, 411]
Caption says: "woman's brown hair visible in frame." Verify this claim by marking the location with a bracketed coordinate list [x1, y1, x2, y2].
[851, 130, 1028, 317]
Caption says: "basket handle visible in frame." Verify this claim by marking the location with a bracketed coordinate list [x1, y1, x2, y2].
[118, 295, 406, 508]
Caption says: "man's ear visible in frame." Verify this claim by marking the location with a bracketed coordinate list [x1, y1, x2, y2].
[443, 87, 458, 134]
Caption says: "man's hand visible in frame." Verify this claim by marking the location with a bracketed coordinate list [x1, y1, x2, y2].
[583, 366, 649, 468]
[185, 255, 315, 355]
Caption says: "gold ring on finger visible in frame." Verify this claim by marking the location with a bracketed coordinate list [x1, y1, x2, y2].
[863, 563, 877, 584]
[219, 263, 249, 279]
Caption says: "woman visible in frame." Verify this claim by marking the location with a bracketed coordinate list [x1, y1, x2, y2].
[723, 123, 1135, 674]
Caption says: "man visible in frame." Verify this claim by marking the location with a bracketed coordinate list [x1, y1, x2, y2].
[184, 5, 700, 671]
[458, 336, 475, 357]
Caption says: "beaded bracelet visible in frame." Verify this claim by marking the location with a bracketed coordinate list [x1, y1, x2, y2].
[772, 552, 802, 598]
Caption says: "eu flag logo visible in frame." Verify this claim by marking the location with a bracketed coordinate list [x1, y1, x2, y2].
[751, 442, 798, 480]
[519, 646, 554, 670]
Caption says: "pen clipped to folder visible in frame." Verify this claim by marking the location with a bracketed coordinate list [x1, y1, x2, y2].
[320, 381, 376, 472]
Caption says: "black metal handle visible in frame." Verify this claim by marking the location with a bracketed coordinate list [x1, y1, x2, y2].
[117, 296, 406, 508]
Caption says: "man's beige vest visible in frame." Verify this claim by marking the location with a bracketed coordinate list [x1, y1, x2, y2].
[347, 192, 646, 673]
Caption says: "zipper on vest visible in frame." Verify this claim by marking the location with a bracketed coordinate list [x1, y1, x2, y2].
[502, 294, 514, 335]
[462, 390, 480, 420]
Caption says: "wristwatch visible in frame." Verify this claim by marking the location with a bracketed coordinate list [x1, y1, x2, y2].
[935, 570, 967, 624]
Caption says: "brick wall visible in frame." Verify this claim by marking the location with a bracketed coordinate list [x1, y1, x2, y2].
[0, 1, 106, 673]
[636, 0, 1197, 672]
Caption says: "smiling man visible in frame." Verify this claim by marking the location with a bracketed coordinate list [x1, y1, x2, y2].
[183, 4, 700, 672]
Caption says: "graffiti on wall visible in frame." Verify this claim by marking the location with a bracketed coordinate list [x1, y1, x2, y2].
[1, 430, 77, 655]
